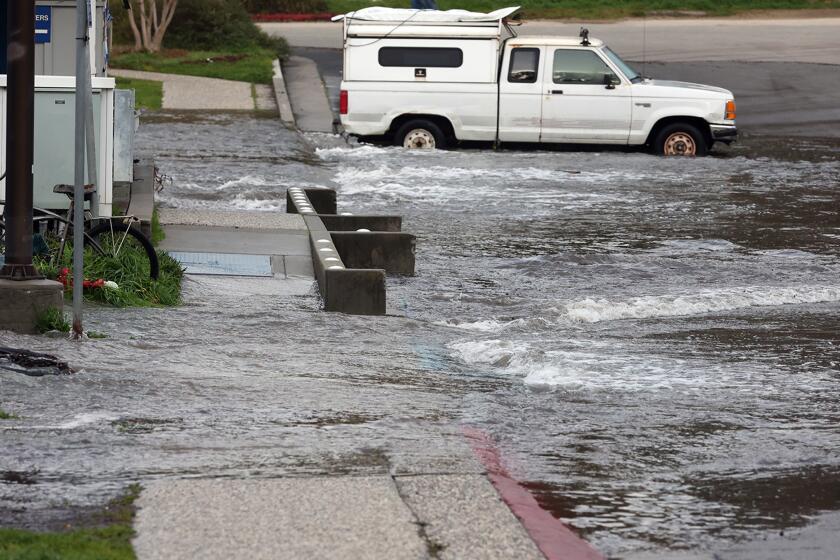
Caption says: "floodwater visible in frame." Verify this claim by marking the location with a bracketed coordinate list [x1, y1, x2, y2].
[3, 112, 840, 558]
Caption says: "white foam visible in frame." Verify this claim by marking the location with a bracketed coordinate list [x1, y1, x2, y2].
[215, 175, 276, 190]
[437, 319, 509, 333]
[53, 412, 119, 430]
[564, 285, 840, 323]
[449, 339, 526, 368]
[449, 337, 773, 392]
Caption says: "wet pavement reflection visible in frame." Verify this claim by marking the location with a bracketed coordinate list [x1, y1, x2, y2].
[2, 112, 839, 558]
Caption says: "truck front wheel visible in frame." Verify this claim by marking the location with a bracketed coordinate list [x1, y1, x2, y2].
[654, 123, 708, 157]
[395, 119, 446, 150]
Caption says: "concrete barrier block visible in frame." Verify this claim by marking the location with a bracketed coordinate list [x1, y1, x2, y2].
[321, 215, 402, 232]
[286, 188, 337, 215]
[325, 268, 386, 315]
[0, 279, 65, 334]
[331, 232, 416, 275]
[304, 188, 337, 215]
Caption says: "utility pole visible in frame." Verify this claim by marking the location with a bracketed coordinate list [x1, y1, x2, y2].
[1, 0, 39, 280]
[72, 0, 91, 338]
[0, 0, 63, 334]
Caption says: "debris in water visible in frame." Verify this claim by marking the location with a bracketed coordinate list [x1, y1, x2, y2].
[0, 347, 74, 376]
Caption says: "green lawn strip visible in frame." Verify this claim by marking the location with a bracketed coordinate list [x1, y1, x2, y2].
[0, 484, 140, 560]
[111, 48, 278, 85]
[326, 0, 840, 19]
[114, 77, 163, 111]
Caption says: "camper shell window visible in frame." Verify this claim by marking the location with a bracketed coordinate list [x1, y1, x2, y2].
[378, 47, 463, 68]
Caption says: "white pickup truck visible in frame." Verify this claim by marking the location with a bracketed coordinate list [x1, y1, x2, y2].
[335, 7, 737, 156]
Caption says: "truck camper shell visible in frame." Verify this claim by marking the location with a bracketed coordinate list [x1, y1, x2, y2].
[334, 7, 520, 84]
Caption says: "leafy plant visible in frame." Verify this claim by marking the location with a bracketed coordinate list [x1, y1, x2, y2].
[0, 408, 20, 420]
[34, 237, 184, 308]
[35, 307, 71, 334]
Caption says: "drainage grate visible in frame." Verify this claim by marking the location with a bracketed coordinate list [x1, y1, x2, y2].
[168, 252, 273, 277]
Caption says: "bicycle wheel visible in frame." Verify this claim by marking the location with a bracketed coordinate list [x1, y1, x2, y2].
[85, 221, 160, 280]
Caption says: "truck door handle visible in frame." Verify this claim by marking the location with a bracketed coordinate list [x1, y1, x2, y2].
[550, 89, 564, 95]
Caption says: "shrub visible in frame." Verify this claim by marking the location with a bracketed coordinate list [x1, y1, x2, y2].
[164, 0, 283, 52]
[109, 0, 287, 55]
[240, 0, 329, 13]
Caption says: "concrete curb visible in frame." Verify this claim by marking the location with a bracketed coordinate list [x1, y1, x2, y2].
[272, 59, 296, 126]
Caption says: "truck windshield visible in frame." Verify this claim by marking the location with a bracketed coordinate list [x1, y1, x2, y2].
[603, 47, 643, 83]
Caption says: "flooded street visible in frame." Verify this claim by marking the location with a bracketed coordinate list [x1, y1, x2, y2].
[3, 112, 840, 558]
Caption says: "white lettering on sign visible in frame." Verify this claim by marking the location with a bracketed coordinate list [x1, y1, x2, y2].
[35, 15, 50, 21]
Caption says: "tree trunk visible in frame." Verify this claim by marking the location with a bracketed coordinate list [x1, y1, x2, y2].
[127, 0, 178, 53]
[126, 3, 143, 51]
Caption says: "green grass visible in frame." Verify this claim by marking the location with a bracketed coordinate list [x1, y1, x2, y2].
[325, 0, 840, 19]
[0, 484, 140, 560]
[34, 239, 184, 308]
[0, 408, 19, 420]
[114, 77, 163, 111]
[111, 47, 280, 85]
[35, 307, 71, 334]
[151, 208, 165, 247]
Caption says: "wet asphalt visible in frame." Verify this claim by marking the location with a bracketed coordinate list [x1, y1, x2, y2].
[2, 40, 840, 560]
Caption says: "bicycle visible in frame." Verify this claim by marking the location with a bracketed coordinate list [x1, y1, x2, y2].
[0, 183, 159, 280]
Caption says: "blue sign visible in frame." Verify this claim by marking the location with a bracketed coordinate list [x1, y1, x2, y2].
[35, 6, 51, 44]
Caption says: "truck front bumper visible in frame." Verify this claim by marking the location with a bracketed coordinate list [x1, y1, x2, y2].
[710, 124, 738, 142]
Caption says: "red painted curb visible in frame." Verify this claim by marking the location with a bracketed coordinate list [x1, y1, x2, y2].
[251, 13, 335, 22]
[462, 426, 605, 560]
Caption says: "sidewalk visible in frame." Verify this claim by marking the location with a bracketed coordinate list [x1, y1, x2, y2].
[281, 56, 335, 133]
[133, 475, 545, 560]
[108, 69, 277, 111]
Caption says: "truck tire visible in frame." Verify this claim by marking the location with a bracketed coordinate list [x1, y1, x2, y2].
[395, 119, 446, 150]
[654, 123, 708, 157]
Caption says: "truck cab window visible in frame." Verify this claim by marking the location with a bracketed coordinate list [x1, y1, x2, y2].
[552, 50, 619, 85]
[508, 48, 540, 83]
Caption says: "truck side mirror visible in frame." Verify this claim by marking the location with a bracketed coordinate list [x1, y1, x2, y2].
[603, 73, 618, 89]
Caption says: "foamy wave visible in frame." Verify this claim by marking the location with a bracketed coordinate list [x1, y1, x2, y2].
[565, 285, 840, 323]
[449, 339, 525, 368]
[215, 175, 277, 190]
[41, 412, 120, 430]
[437, 316, 552, 333]
[437, 319, 508, 332]
[316, 145, 401, 160]
[449, 338, 771, 391]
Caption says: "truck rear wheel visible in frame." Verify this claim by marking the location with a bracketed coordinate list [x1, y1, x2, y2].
[654, 123, 708, 157]
[395, 119, 446, 150]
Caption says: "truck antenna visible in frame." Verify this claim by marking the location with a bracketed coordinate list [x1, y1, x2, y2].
[579, 27, 590, 46]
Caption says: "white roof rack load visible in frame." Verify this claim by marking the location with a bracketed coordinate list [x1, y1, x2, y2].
[335, 6, 520, 39]
[332, 6, 520, 23]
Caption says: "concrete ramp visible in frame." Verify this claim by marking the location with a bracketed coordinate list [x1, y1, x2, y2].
[282, 56, 335, 133]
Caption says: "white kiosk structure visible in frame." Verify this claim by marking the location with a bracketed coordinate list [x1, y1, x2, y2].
[0, 0, 122, 216]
